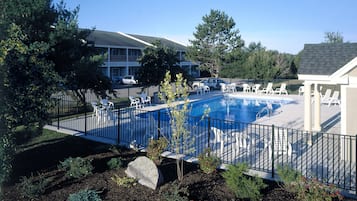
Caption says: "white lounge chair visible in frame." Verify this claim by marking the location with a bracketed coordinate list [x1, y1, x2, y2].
[232, 131, 252, 155]
[261, 83, 274, 94]
[210, 127, 228, 155]
[268, 128, 292, 160]
[251, 84, 261, 94]
[273, 83, 288, 95]
[242, 84, 251, 93]
[320, 89, 332, 104]
[325, 91, 340, 107]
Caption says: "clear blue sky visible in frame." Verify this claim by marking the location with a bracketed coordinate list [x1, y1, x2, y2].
[53, 0, 357, 54]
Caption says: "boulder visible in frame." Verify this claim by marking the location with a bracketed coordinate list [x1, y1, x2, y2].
[125, 156, 164, 190]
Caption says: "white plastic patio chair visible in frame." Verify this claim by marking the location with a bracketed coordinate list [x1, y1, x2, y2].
[298, 86, 304, 96]
[261, 83, 274, 94]
[251, 84, 261, 94]
[227, 83, 237, 92]
[220, 83, 228, 93]
[242, 84, 251, 93]
[273, 83, 288, 95]
[96, 106, 109, 124]
[129, 96, 142, 109]
[91, 102, 99, 118]
[203, 85, 210, 93]
[106, 101, 115, 120]
[140, 92, 151, 106]
[268, 128, 292, 160]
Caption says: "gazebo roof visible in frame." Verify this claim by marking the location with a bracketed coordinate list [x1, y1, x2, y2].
[299, 43, 357, 76]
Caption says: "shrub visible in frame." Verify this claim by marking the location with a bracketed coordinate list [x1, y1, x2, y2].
[161, 182, 189, 201]
[276, 165, 302, 192]
[198, 148, 220, 174]
[147, 137, 168, 164]
[111, 174, 136, 187]
[18, 173, 51, 199]
[300, 178, 343, 201]
[222, 163, 267, 201]
[108, 145, 122, 154]
[0, 132, 15, 184]
[277, 165, 343, 201]
[58, 157, 93, 179]
[68, 189, 102, 201]
[107, 157, 123, 170]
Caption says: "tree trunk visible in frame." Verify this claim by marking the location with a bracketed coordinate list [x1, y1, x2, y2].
[176, 158, 183, 181]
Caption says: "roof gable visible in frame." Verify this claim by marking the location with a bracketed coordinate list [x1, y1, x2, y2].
[299, 43, 357, 75]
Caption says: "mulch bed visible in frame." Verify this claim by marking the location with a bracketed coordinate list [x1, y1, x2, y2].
[2, 135, 355, 201]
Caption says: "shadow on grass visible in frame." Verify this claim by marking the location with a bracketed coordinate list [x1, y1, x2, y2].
[8, 135, 110, 185]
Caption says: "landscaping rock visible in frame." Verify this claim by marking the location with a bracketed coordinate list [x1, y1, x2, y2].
[125, 156, 164, 190]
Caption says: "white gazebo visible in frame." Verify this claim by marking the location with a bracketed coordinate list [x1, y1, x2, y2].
[298, 43, 357, 161]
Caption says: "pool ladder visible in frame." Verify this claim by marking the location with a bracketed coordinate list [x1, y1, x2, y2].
[256, 103, 273, 119]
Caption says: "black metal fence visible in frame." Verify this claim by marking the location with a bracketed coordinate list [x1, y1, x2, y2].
[49, 98, 357, 193]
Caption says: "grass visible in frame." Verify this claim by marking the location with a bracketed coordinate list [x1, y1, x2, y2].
[15, 127, 68, 153]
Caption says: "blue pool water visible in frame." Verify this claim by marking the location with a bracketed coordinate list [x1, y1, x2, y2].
[189, 95, 292, 122]
[142, 95, 293, 124]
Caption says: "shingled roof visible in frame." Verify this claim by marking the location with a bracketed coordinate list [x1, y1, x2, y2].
[299, 43, 357, 75]
[87, 30, 146, 48]
[128, 34, 187, 51]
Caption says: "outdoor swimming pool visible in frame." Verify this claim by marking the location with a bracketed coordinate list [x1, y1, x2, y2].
[143, 94, 294, 124]
[190, 94, 293, 122]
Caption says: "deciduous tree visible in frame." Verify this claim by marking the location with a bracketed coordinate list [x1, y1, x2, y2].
[324, 31, 344, 43]
[49, 2, 112, 104]
[137, 41, 190, 88]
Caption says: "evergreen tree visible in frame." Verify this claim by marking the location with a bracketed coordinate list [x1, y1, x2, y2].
[187, 9, 244, 77]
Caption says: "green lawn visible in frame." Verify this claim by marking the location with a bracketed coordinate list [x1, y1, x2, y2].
[15, 127, 68, 153]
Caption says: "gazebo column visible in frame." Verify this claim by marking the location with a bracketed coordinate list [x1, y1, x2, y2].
[313, 83, 321, 131]
[304, 83, 312, 132]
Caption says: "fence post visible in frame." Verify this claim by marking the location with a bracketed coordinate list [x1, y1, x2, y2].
[355, 135, 357, 194]
[57, 98, 60, 130]
[117, 108, 121, 144]
[157, 111, 161, 139]
[84, 95, 87, 135]
[271, 124, 275, 178]
[207, 117, 211, 149]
